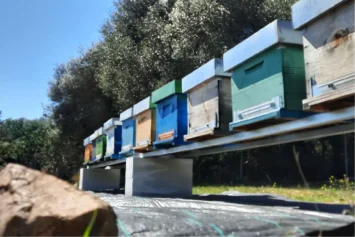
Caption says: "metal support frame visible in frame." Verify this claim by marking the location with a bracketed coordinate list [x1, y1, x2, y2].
[344, 134, 349, 176]
[87, 106, 354, 168]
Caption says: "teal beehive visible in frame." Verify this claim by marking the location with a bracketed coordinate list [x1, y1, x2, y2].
[224, 20, 312, 131]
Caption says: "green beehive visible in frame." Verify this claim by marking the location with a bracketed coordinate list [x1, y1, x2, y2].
[224, 20, 311, 131]
[95, 127, 106, 160]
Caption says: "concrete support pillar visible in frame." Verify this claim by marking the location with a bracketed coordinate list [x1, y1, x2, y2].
[125, 158, 193, 197]
[79, 168, 121, 191]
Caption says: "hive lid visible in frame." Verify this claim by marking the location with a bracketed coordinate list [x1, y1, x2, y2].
[96, 127, 103, 136]
[223, 20, 303, 72]
[89, 130, 99, 141]
[120, 107, 133, 121]
[182, 59, 231, 93]
[292, 0, 347, 30]
[151, 80, 182, 103]
[133, 96, 156, 116]
[103, 117, 122, 131]
[83, 136, 91, 146]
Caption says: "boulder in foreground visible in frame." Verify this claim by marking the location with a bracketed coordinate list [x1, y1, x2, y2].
[0, 163, 118, 236]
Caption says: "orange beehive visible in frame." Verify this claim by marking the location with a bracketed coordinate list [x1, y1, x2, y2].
[133, 97, 156, 152]
[83, 137, 92, 163]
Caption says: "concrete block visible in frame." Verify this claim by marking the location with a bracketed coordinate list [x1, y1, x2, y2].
[79, 168, 121, 191]
[125, 158, 193, 197]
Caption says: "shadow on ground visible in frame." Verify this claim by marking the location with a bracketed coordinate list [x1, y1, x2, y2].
[186, 193, 354, 215]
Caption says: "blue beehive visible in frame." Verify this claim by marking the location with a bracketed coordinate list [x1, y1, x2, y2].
[119, 108, 136, 157]
[103, 118, 122, 160]
[151, 80, 188, 148]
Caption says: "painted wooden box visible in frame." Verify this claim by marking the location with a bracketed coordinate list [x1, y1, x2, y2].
[224, 20, 310, 131]
[83, 136, 92, 163]
[119, 107, 136, 157]
[89, 130, 99, 161]
[151, 80, 188, 148]
[133, 97, 156, 152]
[103, 118, 122, 160]
[182, 59, 232, 141]
[95, 127, 106, 160]
[292, 0, 355, 111]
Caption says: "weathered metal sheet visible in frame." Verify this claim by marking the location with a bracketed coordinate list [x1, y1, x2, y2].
[223, 20, 303, 72]
[292, 0, 348, 30]
[182, 59, 231, 93]
[103, 118, 122, 131]
[120, 107, 133, 121]
[133, 97, 155, 116]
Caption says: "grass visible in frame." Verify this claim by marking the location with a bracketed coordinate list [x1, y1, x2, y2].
[193, 184, 355, 204]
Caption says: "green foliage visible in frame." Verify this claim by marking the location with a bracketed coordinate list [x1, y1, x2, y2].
[321, 175, 355, 191]
[0, 118, 52, 168]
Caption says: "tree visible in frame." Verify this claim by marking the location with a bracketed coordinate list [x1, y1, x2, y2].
[0, 118, 51, 169]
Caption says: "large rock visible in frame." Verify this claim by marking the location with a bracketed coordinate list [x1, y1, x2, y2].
[0, 164, 118, 236]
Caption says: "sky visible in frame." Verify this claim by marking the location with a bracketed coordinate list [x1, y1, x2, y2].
[0, 0, 115, 119]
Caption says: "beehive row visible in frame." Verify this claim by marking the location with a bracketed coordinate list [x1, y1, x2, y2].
[83, 0, 355, 163]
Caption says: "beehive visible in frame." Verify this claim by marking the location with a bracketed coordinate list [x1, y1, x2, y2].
[83, 137, 92, 163]
[95, 127, 106, 160]
[151, 80, 188, 148]
[292, 0, 355, 111]
[119, 107, 136, 157]
[103, 118, 122, 160]
[133, 97, 156, 152]
[182, 59, 232, 141]
[224, 20, 310, 131]
[89, 130, 99, 161]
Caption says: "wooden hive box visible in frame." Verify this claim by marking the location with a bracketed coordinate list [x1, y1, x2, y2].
[182, 59, 233, 141]
[224, 20, 311, 131]
[151, 80, 188, 148]
[103, 118, 122, 160]
[95, 127, 106, 160]
[133, 97, 156, 152]
[83, 136, 92, 163]
[119, 107, 136, 157]
[292, 0, 355, 111]
[89, 130, 99, 161]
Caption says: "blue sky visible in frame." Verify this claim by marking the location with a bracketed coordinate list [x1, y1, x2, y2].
[0, 0, 115, 119]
